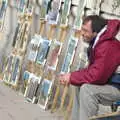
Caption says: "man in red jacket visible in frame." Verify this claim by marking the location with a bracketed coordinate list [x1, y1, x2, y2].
[59, 15, 120, 120]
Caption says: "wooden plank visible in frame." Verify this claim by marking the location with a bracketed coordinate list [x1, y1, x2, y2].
[89, 112, 120, 120]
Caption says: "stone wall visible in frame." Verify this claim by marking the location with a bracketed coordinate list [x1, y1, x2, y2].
[0, 0, 120, 62]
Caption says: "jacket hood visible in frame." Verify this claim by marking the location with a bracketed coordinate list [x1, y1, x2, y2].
[100, 20, 120, 41]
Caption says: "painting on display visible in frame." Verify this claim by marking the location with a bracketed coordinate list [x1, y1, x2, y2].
[47, 40, 62, 70]
[46, 0, 61, 24]
[0, 0, 7, 30]
[40, 0, 50, 19]
[61, 36, 78, 73]
[24, 74, 41, 102]
[10, 56, 22, 85]
[38, 78, 53, 110]
[23, 71, 31, 93]
[28, 35, 41, 62]
[0, 0, 7, 19]
[3, 55, 14, 83]
[36, 38, 51, 65]
[60, 0, 71, 25]
[74, 0, 86, 30]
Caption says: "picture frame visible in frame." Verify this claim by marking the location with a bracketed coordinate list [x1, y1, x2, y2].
[0, 0, 7, 19]
[12, 22, 21, 47]
[3, 54, 14, 83]
[23, 70, 31, 93]
[10, 55, 22, 86]
[60, 0, 71, 26]
[15, 19, 31, 53]
[24, 74, 41, 102]
[36, 38, 51, 65]
[60, 36, 78, 73]
[46, 0, 62, 24]
[28, 34, 41, 62]
[47, 40, 62, 70]
[38, 78, 53, 110]
[0, 0, 7, 31]
[73, 0, 86, 30]
[40, 0, 50, 19]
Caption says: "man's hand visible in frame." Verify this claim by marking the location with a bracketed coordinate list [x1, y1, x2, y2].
[59, 73, 71, 86]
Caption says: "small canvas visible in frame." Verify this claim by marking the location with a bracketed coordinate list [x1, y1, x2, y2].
[47, 40, 62, 70]
[24, 74, 41, 102]
[10, 56, 22, 86]
[36, 38, 51, 65]
[0, 0, 7, 30]
[74, 0, 86, 30]
[3, 55, 14, 83]
[38, 78, 53, 110]
[46, 0, 62, 24]
[28, 35, 41, 62]
[23, 71, 31, 92]
[61, 36, 78, 73]
[60, 0, 71, 26]
[40, 0, 50, 19]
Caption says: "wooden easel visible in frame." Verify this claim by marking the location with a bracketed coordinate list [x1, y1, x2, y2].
[57, 30, 80, 115]
[51, 25, 68, 112]
[64, 30, 81, 120]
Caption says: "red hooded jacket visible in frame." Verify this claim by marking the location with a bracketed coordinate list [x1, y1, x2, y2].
[70, 20, 120, 86]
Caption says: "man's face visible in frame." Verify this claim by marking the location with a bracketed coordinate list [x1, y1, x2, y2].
[81, 20, 97, 43]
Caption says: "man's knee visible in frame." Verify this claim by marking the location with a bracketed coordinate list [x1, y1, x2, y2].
[80, 84, 93, 98]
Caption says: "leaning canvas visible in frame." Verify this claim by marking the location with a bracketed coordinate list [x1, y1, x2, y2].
[10, 56, 22, 86]
[46, 0, 62, 24]
[3, 55, 14, 83]
[61, 36, 78, 73]
[38, 78, 53, 110]
[36, 38, 51, 65]
[24, 74, 41, 102]
[23, 71, 31, 93]
[28, 35, 41, 62]
[47, 40, 62, 70]
[60, 0, 71, 26]
[40, 0, 50, 19]
[74, 0, 86, 30]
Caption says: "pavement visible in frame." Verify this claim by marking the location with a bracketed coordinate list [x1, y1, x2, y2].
[0, 81, 64, 120]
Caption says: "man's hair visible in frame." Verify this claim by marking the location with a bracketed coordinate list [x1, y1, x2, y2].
[83, 15, 107, 33]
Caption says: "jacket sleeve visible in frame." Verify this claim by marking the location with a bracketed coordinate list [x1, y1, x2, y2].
[70, 42, 117, 86]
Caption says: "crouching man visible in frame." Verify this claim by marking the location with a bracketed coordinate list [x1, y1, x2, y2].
[59, 15, 120, 120]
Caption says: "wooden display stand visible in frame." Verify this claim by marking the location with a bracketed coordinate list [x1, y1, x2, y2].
[24, 21, 57, 103]
[51, 25, 70, 113]
[3, 13, 32, 89]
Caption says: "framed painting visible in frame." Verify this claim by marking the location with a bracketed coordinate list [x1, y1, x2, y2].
[46, 0, 62, 24]
[17, 0, 26, 13]
[47, 40, 62, 70]
[36, 38, 51, 65]
[10, 55, 22, 86]
[3, 54, 14, 83]
[60, 36, 78, 73]
[73, 0, 86, 30]
[0, 0, 7, 19]
[24, 74, 41, 102]
[40, 0, 50, 19]
[27, 34, 41, 62]
[60, 0, 71, 26]
[12, 22, 21, 47]
[23, 70, 31, 93]
[38, 78, 53, 110]
[0, 0, 7, 31]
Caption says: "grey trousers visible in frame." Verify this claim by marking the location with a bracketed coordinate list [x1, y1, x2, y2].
[71, 84, 120, 120]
